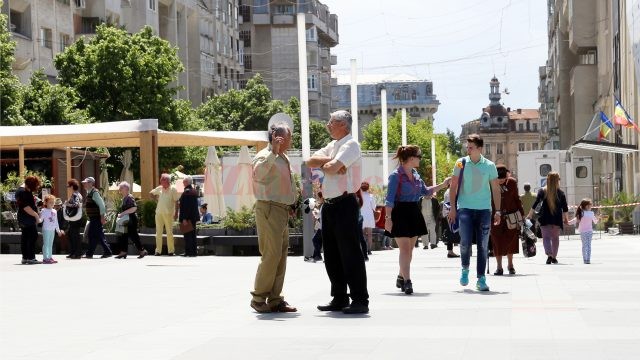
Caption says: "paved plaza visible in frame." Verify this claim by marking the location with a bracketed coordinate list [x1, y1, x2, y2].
[1, 232, 640, 360]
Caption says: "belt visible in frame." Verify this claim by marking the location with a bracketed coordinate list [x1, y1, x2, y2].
[324, 192, 355, 205]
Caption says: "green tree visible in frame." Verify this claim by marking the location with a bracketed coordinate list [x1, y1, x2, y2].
[361, 113, 454, 190]
[197, 74, 284, 131]
[0, 2, 24, 125]
[446, 128, 463, 157]
[54, 25, 184, 129]
[284, 97, 332, 150]
[20, 70, 91, 125]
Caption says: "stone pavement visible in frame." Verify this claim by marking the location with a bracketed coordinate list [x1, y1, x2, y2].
[1, 232, 639, 360]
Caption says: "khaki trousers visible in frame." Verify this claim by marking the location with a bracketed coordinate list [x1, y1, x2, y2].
[155, 212, 175, 254]
[251, 200, 290, 306]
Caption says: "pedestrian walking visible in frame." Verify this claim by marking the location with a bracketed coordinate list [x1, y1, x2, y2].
[16, 176, 42, 264]
[441, 189, 460, 258]
[360, 182, 376, 255]
[525, 171, 569, 264]
[385, 145, 450, 294]
[447, 134, 501, 292]
[114, 182, 147, 259]
[421, 194, 440, 250]
[82, 177, 113, 259]
[250, 122, 298, 313]
[179, 176, 200, 257]
[307, 110, 369, 314]
[64, 179, 83, 259]
[568, 198, 599, 264]
[490, 165, 524, 275]
[311, 192, 324, 262]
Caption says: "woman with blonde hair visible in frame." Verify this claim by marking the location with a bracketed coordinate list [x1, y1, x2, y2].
[385, 145, 450, 294]
[526, 172, 569, 264]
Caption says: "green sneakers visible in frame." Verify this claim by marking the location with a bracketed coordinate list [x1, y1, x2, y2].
[476, 276, 490, 291]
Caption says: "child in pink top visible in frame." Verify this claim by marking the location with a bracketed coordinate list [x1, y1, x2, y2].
[568, 199, 599, 264]
[40, 195, 64, 264]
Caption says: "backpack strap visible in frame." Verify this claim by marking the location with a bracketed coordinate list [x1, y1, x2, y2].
[453, 158, 466, 209]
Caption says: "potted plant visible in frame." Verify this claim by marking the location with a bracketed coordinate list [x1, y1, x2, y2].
[613, 192, 639, 234]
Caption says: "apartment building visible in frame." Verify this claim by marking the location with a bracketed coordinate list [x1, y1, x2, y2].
[460, 77, 541, 177]
[331, 74, 440, 141]
[2, 0, 244, 106]
[542, 0, 639, 197]
[239, 0, 338, 120]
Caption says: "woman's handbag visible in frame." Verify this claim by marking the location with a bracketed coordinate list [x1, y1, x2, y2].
[521, 226, 537, 257]
[63, 203, 82, 221]
[180, 219, 194, 233]
[505, 211, 523, 230]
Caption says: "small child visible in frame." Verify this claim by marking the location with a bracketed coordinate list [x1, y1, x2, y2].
[40, 195, 64, 264]
[568, 198, 599, 264]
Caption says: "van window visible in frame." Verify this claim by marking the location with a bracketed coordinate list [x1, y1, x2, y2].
[575, 166, 588, 178]
[539, 164, 552, 177]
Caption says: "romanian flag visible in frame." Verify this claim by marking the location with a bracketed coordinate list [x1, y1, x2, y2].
[598, 111, 613, 141]
[613, 99, 640, 131]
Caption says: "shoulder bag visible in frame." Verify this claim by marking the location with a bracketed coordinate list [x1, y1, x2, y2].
[450, 158, 466, 233]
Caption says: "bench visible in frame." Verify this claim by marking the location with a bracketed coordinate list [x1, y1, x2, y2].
[210, 234, 302, 256]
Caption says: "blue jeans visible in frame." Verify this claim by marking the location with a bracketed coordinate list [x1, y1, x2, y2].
[580, 231, 593, 262]
[42, 229, 55, 260]
[86, 217, 112, 257]
[458, 208, 491, 278]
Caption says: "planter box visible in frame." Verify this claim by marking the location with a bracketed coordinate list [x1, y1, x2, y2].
[618, 222, 634, 235]
[226, 228, 256, 236]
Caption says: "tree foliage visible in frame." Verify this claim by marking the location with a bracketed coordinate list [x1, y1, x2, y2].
[284, 96, 332, 150]
[20, 70, 91, 125]
[54, 25, 184, 129]
[360, 112, 455, 188]
[0, 3, 24, 125]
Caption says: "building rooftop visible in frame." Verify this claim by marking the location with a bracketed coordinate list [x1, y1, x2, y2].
[333, 73, 427, 85]
[508, 108, 539, 120]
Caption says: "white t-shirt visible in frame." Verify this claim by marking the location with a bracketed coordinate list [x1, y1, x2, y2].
[313, 134, 362, 199]
[40, 208, 60, 232]
[360, 191, 377, 228]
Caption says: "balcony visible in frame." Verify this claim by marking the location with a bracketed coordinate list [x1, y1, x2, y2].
[75, 16, 101, 34]
[568, 0, 596, 53]
[12, 33, 34, 70]
[330, 55, 337, 65]
[272, 14, 294, 25]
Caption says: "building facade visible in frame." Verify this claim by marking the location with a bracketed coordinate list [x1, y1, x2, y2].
[542, 0, 639, 198]
[239, 0, 338, 120]
[460, 77, 541, 178]
[331, 74, 440, 141]
[1, 0, 244, 106]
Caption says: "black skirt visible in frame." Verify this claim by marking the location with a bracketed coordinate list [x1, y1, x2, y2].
[390, 201, 428, 238]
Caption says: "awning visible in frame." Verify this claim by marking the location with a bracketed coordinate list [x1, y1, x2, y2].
[571, 139, 639, 155]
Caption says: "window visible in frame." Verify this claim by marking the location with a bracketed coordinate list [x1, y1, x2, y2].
[10, 9, 32, 38]
[253, 0, 269, 14]
[239, 5, 250, 22]
[307, 49, 318, 66]
[274, 4, 294, 14]
[497, 117, 503, 122]
[518, 143, 525, 152]
[539, 164, 552, 177]
[308, 74, 318, 90]
[149, 0, 156, 12]
[497, 143, 503, 155]
[576, 166, 588, 178]
[532, 143, 539, 150]
[484, 143, 492, 156]
[75, 0, 86, 8]
[306, 26, 317, 42]
[518, 123, 524, 131]
[243, 55, 252, 70]
[240, 30, 251, 47]
[533, 123, 538, 131]
[40, 28, 53, 49]
[59, 33, 71, 52]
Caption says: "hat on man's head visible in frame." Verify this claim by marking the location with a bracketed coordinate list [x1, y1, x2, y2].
[54, 198, 63, 206]
[81, 177, 95, 184]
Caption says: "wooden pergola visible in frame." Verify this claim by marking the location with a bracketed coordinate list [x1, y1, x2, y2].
[0, 119, 268, 198]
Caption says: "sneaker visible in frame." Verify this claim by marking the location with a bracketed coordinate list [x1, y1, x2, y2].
[21, 259, 28, 265]
[50, 258, 58, 264]
[250, 300, 271, 313]
[460, 268, 469, 286]
[476, 276, 490, 291]
[27, 259, 42, 264]
[42, 258, 52, 264]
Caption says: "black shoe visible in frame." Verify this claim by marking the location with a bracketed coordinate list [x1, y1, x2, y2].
[447, 253, 460, 258]
[313, 256, 323, 262]
[404, 280, 413, 295]
[66, 254, 73, 259]
[494, 268, 504, 276]
[551, 257, 558, 264]
[83, 255, 93, 259]
[508, 267, 516, 275]
[138, 250, 148, 259]
[430, 244, 438, 249]
[115, 253, 127, 259]
[396, 275, 404, 289]
[168, 253, 175, 256]
[423, 246, 428, 250]
[546, 256, 553, 264]
[342, 302, 369, 314]
[154, 253, 161, 256]
[317, 299, 349, 312]
[100, 254, 112, 259]
[367, 250, 372, 255]
[364, 255, 369, 262]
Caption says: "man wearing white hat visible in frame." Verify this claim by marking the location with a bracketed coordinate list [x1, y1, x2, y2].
[82, 177, 113, 258]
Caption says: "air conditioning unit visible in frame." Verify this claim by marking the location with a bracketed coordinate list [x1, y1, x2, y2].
[75, 0, 86, 9]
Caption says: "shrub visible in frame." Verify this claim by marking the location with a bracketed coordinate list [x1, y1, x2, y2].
[222, 206, 255, 231]
[139, 200, 157, 228]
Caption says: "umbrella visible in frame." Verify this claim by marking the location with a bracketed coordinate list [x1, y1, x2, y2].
[99, 149, 110, 193]
[232, 146, 256, 210]
[109, 181, 142, 197]
[119, 149, 134, 186]
[203, 146, 226, 219]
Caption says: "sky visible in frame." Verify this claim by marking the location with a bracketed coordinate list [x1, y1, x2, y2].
[320, 0, 549, 135]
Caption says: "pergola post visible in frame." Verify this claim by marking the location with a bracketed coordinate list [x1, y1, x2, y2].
[18, 145, 25, 177]
[66, 147, 72, 185]
[139, 130, 159, 199]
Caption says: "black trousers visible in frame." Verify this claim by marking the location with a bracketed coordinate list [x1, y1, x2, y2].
[322, 195, 369, 304]
[67, 220, 83, 256]
[117, 215, 143, 253]
[312, 229, 323, 258]
[86, 217, 112, 256]
[183, 219, 197, 256]
[20, 225, 38, 260]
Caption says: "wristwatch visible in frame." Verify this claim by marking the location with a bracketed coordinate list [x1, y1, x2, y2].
[495, 210, 502, 215]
